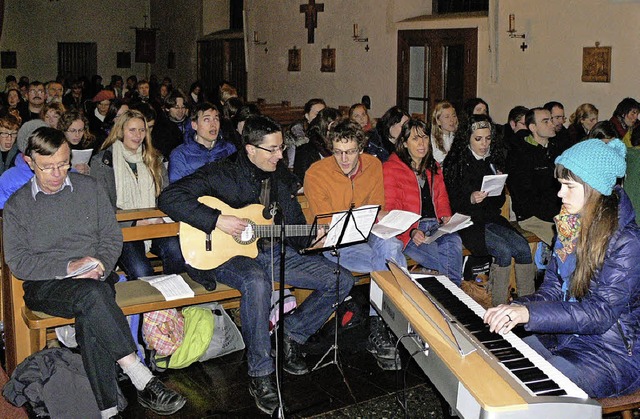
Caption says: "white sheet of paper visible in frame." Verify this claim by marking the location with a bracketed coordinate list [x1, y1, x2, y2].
[56, 261, 99, 279]
[481, 174, 508, 197]
[371, 210, 421, 239]
[140, 274, 195, 301]
[324, 204, 379, 248]
[423, 213, 473, 244]
[70, 149, 93, 166]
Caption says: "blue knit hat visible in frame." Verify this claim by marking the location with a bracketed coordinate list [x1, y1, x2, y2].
[555, 138, 626, 196]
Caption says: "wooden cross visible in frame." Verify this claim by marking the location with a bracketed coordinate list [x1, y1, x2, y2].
[300, 0, 324, 44]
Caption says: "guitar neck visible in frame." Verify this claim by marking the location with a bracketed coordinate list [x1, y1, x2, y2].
[254, 224, 326, 238]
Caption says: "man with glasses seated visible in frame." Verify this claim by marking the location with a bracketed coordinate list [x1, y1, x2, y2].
[0, 114, 20, 175]
[544, 100, 571, 152]
[3, 127, 186, 417]
[18, 81, 46, 123]
[304, 119, 406, 370]
[167, 101, 236, 182]
[159, 115, 353, 415]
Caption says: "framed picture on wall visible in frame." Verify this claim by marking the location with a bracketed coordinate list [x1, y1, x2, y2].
[288, 47, 300, 72]
[117, 51, 131, 68]
[321, 46, 335, 72]
[1, 51, 17, 69]
[582, 44, 611, 83]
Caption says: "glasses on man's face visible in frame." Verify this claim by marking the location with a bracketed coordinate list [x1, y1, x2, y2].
[254, 144, 287, 154]
[333, 149, 359, 157]
[66, 128, 85, 134]
[0, 131, 18, 138]
[29, 89, 45, 95]
[32, 160, 71, 174]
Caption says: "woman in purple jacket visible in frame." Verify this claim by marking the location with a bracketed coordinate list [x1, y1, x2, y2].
[485, 138, 640, 398]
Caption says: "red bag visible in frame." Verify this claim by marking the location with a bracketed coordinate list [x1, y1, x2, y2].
[142, 309, 185, 356]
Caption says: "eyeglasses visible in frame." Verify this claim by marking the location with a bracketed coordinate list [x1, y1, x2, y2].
[66, 128, 85, 134]
[254, 144, 287, 154]
[32, 160, 71, 174]
[28, 89, 45, 95]
[333, 149, 359, 157]
[0, 131, 18, 138]
[172, 106, 187, 110]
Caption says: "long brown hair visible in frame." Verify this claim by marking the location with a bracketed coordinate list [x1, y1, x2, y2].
[101, 109, 164, 196]
[555, 164, 618, 299]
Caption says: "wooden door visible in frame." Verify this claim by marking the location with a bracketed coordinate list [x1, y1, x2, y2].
[397, 28, 477, 120]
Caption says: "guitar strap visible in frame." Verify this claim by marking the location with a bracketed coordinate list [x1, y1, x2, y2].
[259, 178, 271, 208]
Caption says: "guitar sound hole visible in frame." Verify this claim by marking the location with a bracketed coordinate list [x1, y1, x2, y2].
[235, 219, 257, 244]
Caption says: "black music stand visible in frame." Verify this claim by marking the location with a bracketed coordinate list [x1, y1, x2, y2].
[299, 205, 379, 399]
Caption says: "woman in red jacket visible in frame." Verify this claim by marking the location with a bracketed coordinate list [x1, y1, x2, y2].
[383, 118, 463, 285]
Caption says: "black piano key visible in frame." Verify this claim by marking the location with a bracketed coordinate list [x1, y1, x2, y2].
[512, 367, 549, 383]
[526, 380, 565, 395]
[473, 330, 504, 343]
[502, 358, 535, 370]
[489, 348, 524, 362]
[483, 340, 512, 350]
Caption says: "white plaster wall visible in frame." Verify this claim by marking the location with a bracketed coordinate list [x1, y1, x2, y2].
[0, 0, 150, 82]
[244, 0, 431, 117]
[203, 0, 230, 34]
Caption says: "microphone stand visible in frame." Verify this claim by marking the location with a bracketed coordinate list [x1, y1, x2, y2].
[272, 203, 287, 418]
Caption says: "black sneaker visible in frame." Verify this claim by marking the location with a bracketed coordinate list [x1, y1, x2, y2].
[137, 377, 186, 416]
[249, 374, 279, 415]
[366, 316, 396, 360]
[283, 335, 309, 375]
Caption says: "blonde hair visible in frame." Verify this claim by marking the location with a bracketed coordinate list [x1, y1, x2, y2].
[101, 109, 164, 196]
[569, 103, 598, 125]
[431, 101, 456, 153]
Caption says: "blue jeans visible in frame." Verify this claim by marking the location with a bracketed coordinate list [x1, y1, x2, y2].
[323, 234, 407, 273]
[119, 237, 185, 280]
[485, 222, 532, 267]
[213, 244, 354, 377]
[403, 219, 463, 286]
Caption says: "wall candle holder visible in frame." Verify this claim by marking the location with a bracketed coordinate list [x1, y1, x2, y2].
[352, 24, 370, 52]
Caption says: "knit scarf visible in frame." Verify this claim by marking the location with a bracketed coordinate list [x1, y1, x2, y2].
[553, 207, 581, 301]
[112, 140, 156, 210]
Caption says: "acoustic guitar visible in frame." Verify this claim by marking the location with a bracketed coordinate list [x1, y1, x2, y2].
[179, 196, 321, 270]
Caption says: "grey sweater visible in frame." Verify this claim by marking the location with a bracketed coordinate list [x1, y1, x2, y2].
[3, 173, 122, 281]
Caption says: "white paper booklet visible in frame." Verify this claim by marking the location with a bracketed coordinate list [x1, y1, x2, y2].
[56, 261, 100, 279]
[70, 149, 93, 166]
[371, 210, 421, 239]
[140, 274, 195, 301]
[423, 213, 473, 244]
[481, 174, 508, 196]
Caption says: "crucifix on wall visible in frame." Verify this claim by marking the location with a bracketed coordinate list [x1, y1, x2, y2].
[300, 0, 324, 44]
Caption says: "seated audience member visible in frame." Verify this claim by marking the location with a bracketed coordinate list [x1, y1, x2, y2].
[589, 120, 618, 143]
[62, 80, 86, 113]
[40, 102, 66, 129]
[45, 80, 64, 104]
[349, 103, 374, 132]
[507, 107, 561, 247]
[233, 104, 261, 138]
[304, 119, 406, 370]
[443, 115, 535, 306]
[0, 119, 47, 208]
[220, 96, 244, 149]
[158, 115, 353, 415]
[383, 118, 463, 285]
[293, 107, 341, 183]
[430, 101, 459, 164]
[169, 102, 236, 182]
[567, 103, 599, 147]
[284, 98, 326, 168]
[0, 114, 20, 175]
[463, 97, 490, 118]
[152, 89, 190, 159]
[610, 97, 640, 146]
[484, 139, 640, 399]
[91, 110, 185, 280]
[187, 81, 204, 110]
[544, 101, 571, 152]
[60, 110, 95, 174]
[368, 106, 409, 162]
[3, 127, 186, 417]
[88, 89, 115, 138]
[5, 87, 24, 119]
[109, 74, 125, 99]
[502, 105, 529, 150]
[18, 81, 46, 123]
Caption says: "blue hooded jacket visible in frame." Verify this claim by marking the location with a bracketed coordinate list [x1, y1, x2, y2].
[168, 133, 236, 183]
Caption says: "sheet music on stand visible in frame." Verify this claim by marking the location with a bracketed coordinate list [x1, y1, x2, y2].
[300, 204, 380, 254]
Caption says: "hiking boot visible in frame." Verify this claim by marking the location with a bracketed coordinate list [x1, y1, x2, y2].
[137, 377, 186, 416]
[283, 335, 309, 375]
[366, 316, 396, 360]
[375, 351, 402, 371]
[249, 374, 279, 415]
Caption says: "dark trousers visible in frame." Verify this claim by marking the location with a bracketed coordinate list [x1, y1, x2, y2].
[22, 273, 137, 411]
[118, 236, 185, 280]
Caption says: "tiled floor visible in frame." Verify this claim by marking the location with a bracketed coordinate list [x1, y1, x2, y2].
[119, 313, 447, 418]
